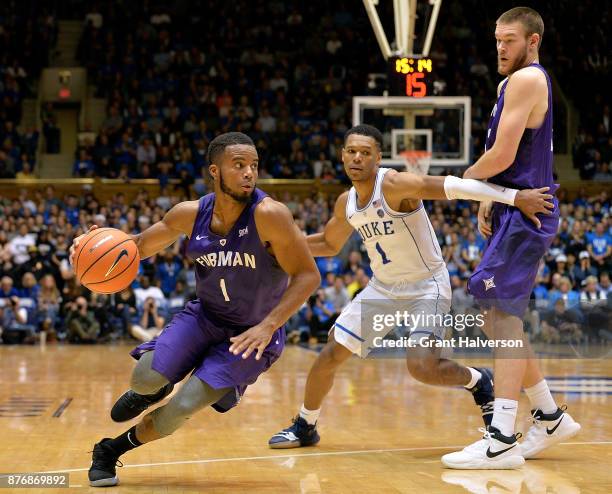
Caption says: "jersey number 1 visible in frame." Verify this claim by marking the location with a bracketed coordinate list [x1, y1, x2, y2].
[375, 242, 392, 265]
[220, 278, 230, 302]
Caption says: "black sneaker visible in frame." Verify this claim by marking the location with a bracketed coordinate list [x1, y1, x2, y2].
[110, 383, 174, 422]
[467, 367, 494, 426]
[88, 439, 122, 487]
[268, 416, 320, 449]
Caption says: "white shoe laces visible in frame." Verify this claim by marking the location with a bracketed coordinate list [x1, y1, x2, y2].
[462, 427, 491, 453]
[479, 427, 491, 439]
[467, 427, 521, 452]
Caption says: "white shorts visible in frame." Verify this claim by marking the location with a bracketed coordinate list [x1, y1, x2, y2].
[333, 270, 451, 358]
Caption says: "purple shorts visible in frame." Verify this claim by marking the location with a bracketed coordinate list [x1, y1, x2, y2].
[468, 201, 559, 317]
[130, 300, 285, 412]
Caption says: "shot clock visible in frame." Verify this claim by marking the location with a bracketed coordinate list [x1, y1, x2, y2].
[388, 57, 434, 98]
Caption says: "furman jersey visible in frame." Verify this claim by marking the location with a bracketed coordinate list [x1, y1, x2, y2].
[467, 63, 560, 317]
[486, 63, 555, 190]
[185, 189, 288, 330]
[345, 167, 445, 285]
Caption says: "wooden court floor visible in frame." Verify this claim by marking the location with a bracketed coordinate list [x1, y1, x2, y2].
[0, 343, 611, 493]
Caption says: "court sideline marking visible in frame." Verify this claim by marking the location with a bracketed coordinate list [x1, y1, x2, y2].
[16, 440, 612, 475]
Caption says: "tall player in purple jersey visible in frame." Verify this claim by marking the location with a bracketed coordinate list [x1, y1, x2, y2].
[442, 8, 580, 470]
[72, 133, 320, 487]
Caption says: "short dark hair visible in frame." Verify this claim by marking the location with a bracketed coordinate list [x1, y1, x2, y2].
[497, 7, 544, 48]
[344, 124, 383, 149]
[206, 132, 255, 165]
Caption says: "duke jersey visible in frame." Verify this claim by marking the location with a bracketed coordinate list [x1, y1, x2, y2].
[345, 167, 446, 285]
[185, 189, 288, 330]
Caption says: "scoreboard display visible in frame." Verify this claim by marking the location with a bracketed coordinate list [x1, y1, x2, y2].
[388, 57, 434, 98]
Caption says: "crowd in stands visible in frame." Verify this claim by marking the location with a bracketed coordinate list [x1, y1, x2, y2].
[74, 1, 364, 182]
[0, 184, 609, 345]
[0, 2, 609, 345]
[69, 1, 610, 184]
[0, 2, 55, 178]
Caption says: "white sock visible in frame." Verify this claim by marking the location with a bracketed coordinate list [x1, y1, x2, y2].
[491, 398, 518, 437]
[524, 380, 558, 414]
[299, 404, 320, 425]
[464, 367, 482, 389]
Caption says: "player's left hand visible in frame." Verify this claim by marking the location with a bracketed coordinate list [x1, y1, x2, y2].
[229, 323, 275, 360]
[514, 187, 554, 229]
[69, 224, 99, 265]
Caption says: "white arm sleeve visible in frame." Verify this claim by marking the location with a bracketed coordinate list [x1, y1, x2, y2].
[444, 175, 518, 205]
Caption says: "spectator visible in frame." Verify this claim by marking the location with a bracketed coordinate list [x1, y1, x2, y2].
[0, 276, 19, 299]
[553, 254, 571, 279]
[347, 267, 370, 298]
[130, 297, 165, 342]
[157, 249, 183, 296]
[0, 296, 30, 344]
[73, 149, 95, 177]
[308, 289, 337, 340]
[110, 287, 138, 337]
[18, 272, 40, 299]
[573, 251, 599, 287]
[586, 223, 611, 268]
[8, 224, 35, 265]
[37, 274, 61, 336]
[65, 296, 100, 343]
[324, 276, 350, 314]
[136, 138, 157, 165]
[580, 275, 608, 308]
[540, 299, 583, 344]
[133, 275, 166, 308]
[16, 162, 36, 180]
[344, 251, 367, 276]
[548, 276, 580, 310]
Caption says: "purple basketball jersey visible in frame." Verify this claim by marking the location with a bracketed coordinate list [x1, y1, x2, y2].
[485, 63, 555, 191]
[468, 63, 560, 316]
[185, 189, 288, 330]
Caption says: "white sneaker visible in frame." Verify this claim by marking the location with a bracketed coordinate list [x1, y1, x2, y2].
[441, 427, 525, 470]
[520, 406, 581, 459]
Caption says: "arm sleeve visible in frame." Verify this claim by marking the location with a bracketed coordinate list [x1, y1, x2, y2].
[444, 175, 518, 205]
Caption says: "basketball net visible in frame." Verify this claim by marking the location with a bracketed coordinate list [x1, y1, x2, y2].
[400, 150, 432, 175]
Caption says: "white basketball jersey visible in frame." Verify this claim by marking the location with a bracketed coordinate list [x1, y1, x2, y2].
[345, 167, 446, 285]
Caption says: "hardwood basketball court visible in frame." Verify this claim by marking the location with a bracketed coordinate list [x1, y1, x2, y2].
[1, 343, 610, 493]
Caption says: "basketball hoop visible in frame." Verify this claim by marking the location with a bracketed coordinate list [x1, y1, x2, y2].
[400, 150, 431, 175]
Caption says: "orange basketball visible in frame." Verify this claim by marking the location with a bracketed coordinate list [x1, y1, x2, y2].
[74, 227, 140, 294]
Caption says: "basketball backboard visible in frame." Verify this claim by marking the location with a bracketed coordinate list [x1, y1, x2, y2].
[353, 96, 471, 168]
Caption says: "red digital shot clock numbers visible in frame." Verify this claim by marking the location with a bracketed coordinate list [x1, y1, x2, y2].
[388, 57, 434, 98]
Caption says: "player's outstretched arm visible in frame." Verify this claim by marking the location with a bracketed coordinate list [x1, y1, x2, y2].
[133, 201, 199, 259]
[229, 199, 321, 360]
[69, 201, 199, 264]
[306, 191, 353, 257]
[383, 171, 554, 228]
[463, 68, 547, 180]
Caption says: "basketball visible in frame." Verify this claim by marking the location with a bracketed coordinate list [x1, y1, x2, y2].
[74, 228, 140, 294]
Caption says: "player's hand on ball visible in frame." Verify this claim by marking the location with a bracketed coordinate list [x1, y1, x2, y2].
[229, 323, 275, 361]
[478, 201, 493, 238]
[514, 187, 554, 229]
[69, 224, 99, 265]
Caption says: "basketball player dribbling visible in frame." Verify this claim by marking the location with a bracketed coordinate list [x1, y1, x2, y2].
[70, 132, 321, 486]
[269, 123, 555, 449]
[442, 7, 580, 469]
